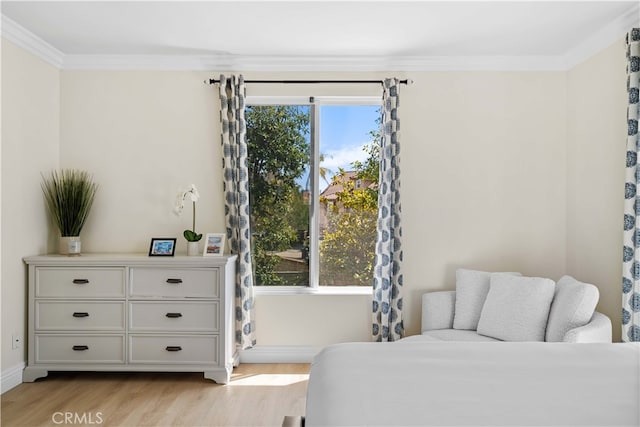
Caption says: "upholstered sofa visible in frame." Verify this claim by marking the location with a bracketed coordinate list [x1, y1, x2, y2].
[406, 269, 612, 343]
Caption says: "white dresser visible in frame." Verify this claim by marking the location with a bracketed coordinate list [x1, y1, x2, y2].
[23, 254, 238, 384]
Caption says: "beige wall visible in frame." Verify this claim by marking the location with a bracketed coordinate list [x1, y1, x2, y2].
[401, 71, 568, 334]
[255, 295, 371, 346]
[60, 71, 225, 255]
[1, 39, 60, 372]
[566, 38, 627, 342]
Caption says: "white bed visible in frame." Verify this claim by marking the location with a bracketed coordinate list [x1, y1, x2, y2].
[305, 340, 640, 426]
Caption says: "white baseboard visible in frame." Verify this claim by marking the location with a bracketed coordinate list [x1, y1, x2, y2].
[239, 345, 321, 364]
[1, 362, 25, 394]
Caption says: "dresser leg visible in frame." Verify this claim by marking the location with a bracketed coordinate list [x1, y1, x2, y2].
[204, 366, 232, 384]
[22, 367, 48, 382]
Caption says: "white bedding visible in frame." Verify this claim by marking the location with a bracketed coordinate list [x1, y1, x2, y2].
[305, 340, 640, 426]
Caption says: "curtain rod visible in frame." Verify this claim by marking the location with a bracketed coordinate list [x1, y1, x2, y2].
[205, 78, 413, 85]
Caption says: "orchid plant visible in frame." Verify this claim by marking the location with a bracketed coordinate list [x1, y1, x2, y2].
[175, 184, 202, 242]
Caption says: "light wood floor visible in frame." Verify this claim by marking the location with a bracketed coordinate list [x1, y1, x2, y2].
[1, 364, 309, 427]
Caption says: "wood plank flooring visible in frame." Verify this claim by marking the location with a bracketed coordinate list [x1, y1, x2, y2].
[1, 364, 309, 427]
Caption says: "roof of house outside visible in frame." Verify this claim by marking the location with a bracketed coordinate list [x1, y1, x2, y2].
[320, 171, 375, 201]
[320, 171, 358, 200]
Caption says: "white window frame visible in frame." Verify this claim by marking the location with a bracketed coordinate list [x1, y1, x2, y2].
[247, 96, 380, 295]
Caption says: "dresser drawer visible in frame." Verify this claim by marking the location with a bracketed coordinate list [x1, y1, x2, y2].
[129, 335, 218, 364]
[36, 268, 125, 298]
[130, 268, 219, 298]
[35, 335, 125, 364]
[129, 301, 219, 332]
[35, 301, 125, 331]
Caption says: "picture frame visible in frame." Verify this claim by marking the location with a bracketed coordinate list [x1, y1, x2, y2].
[203, 233, 225, 256]
[148, 238, 176, 256]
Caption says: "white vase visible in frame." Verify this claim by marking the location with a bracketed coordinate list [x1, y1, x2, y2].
[187, 241, 200, 256]
[59, 236, 81, 256]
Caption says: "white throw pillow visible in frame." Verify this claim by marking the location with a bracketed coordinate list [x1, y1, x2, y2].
[453, 269, 520, 330]
[477, 274, 555, 341]
[545, 275, 599, 342]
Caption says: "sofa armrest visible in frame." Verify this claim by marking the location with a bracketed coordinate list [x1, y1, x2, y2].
[422, 291, 456, 332]
[562, 311, 612, 343]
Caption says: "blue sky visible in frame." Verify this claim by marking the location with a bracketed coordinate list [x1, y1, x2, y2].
[319, 105, 380, 182]
[294, 104, 380, 190]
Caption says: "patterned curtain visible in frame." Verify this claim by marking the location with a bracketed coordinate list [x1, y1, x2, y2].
[623, 29, 640, 343]
[372, 78, 404, 342]
[219, 74, 256, 349]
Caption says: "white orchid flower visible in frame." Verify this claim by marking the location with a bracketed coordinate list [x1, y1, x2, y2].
[174, 193, 185, 215]
[174, 184, 203, 243]
[186, 184, 200, 202]
[174, 184, 199, 215]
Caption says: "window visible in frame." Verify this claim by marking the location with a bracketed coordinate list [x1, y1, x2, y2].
[246, 96, 381, 288]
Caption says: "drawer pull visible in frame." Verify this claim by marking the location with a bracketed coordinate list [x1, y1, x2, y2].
[165, 346, 182, 352]
[72, 345, 89, 351]
[72, 312, 90, 318]
[165, 312, 183, 318]
[72, 279, 90, 284]
[166, 278, 183, 284]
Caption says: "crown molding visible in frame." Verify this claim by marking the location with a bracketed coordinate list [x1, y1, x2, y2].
[213, 54, 570, 72]
[1, 14, 63, 68]
[2, 5, 638, 73]
[61, 54, 235, 71]
[563, 2, 639, 68]
[61, 53, 569, 71]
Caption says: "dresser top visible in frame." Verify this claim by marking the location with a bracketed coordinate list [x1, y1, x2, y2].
[24, 253, 237, 267]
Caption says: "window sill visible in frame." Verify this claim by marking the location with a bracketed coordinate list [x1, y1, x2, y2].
[253, 286, 372, 296]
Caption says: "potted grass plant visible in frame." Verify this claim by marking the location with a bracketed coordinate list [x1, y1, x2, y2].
[41, 169, 98, 255]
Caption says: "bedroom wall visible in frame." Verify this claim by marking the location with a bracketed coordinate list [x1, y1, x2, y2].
[59, 69, 568, 346]
[1, 39, 60, 378]
[566, 38, 627, 342]
[401, 71, 568, 335]
[59, 71, 224, 253]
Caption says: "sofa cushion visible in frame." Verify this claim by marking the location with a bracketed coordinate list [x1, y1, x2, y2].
[453, 269, 520, 330]
[422, 291, 456, 331]
[424, 329, 502, 342]
[477, 275, 555, 341]
[545, 275, 599, 342]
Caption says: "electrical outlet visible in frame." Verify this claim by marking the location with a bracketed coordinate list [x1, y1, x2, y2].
[12, 334, 21, 349]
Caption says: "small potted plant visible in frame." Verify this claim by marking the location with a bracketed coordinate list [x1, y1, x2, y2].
[175, 184, 202, 256]
[41, 169, 98, 255]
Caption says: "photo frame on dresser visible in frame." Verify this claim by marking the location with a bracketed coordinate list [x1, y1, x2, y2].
[203, 233, 225, 256]
[148, 238, 176, 256]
